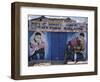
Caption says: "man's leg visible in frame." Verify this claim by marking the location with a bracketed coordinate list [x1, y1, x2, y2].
[76, 52, 84, 62]
[64, 53, 68, 64]
[64, 51, 73, 64]
[71, 52, 74, 62]
[38, 48, 45, 63]
[31, 53, 38, 64]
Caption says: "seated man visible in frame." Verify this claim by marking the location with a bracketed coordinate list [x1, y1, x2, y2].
[64, 33, 85, 64]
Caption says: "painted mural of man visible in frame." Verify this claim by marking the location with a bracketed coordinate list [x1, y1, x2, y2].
[64, 33, 85, 64]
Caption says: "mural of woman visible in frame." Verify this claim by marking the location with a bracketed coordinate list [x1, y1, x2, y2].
[29, 32, 47, 65]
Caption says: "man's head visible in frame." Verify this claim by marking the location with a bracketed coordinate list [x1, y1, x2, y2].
[34, 32, 42, 43]
[79, 33, 84, 40]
